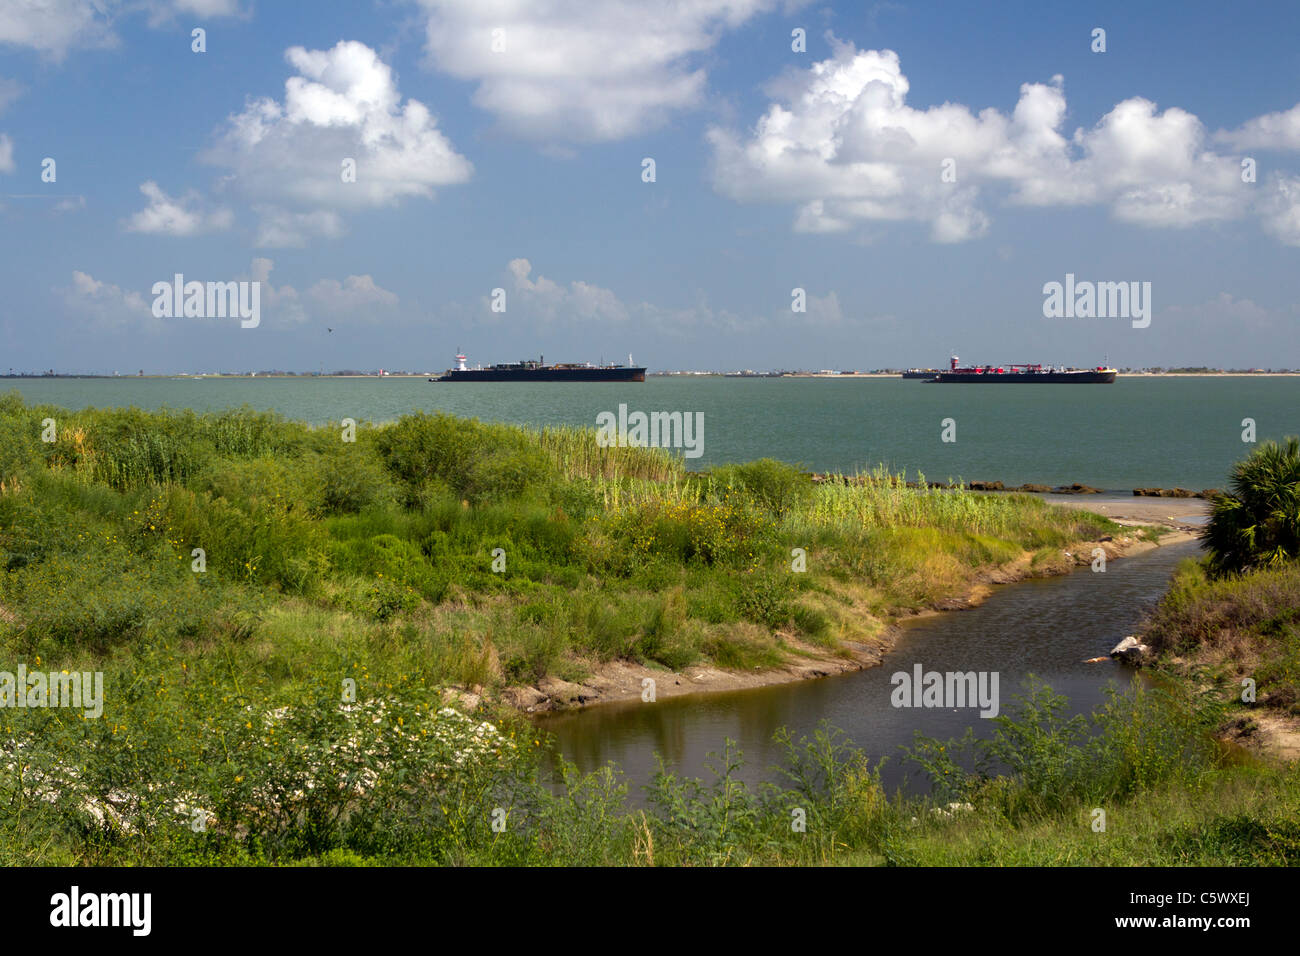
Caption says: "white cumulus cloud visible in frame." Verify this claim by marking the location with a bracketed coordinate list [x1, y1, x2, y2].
[250, 259, 399, 325]
[156, 0, 244, 19]
[251, 207, 344, 248]
[0, 0, 115, 59]
[0, 1, 244, 59]
[308, 274, 399, 314]
[125, 181, 233, 235]
[62, 270, 150, 331]
[247, 257, 305, 324]
[412, 0, 786, 143]
[1216, 103, 1300, 152]
[506, 258, 630, 323]
[1258, 174, 1300, 246]
[496, 259, 865, 336]
[62, 260, 400, 331]
[708, 37, 1262, 241]
[202, 40, 472, 245]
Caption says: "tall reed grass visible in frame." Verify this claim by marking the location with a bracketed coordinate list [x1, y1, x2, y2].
[535, 423, 685, 482]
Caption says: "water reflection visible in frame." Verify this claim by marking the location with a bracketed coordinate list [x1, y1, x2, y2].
[539, 540, 1201, 802]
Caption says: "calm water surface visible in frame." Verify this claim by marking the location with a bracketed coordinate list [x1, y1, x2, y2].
[5, 376, 1294, 489]
[537, 540, 1201, 801]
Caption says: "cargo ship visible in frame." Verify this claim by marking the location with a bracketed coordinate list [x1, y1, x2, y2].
[902, 368, 940, 379]
[927, 356, 1116, 383]
[431, 353, 646, 383]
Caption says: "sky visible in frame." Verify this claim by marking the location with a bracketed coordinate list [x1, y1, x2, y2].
[2, 0, 1300, 373]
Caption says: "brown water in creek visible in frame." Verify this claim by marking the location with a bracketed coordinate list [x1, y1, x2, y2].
[537, 539, 1202, 802]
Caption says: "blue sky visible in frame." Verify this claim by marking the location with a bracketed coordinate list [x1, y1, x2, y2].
[2, 0, 1300, 373]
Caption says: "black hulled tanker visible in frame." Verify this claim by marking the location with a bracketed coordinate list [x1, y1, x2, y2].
[432, 353, 646, 382]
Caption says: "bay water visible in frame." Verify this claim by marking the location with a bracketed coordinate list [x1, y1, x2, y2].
[6, 375, 1297, 489]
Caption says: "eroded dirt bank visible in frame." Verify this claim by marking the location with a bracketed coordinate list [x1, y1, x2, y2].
[485, 524, 1198, 714]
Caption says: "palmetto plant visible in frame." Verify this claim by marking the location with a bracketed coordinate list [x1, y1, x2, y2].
[1202, 437, 1300, 577]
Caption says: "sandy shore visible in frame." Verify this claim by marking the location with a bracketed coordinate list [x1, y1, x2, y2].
[1043, 494, 1209, 530]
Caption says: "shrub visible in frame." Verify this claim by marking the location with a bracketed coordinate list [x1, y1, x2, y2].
[709, 459, 813, 517]
[687, 581, 740, 625]
[733, 571, 797, 629]
[904, 679, 1222, 821]
[164, 486, 328, 593]
[312, 447, 398, 516]
[637, 587, 698, 669]
[498, 619, 569, 683]
[1202, 437, 1300, 576]
[375, 413, 558, 505]
[604, 500, 770, 570]
[0, 402, 39, 486]
[1142, 559, 1300, 713]
[0, 545, 226, 652]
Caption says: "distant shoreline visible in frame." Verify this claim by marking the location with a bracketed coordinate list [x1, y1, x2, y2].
[4, 372, 1300, 380]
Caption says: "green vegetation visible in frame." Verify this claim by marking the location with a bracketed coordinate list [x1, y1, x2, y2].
[0, 393, 1118, 683]
[4, 391, 1241, 866]
[1145, 559, 1300, 719]
[1150, 437, 1300, 725]
[1201, 436, 1300, 577]
[1104, 436, 1300, 844]
[4, 666, 1295, 866]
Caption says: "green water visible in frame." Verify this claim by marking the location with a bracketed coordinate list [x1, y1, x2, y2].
[5, 375, 1295, 489]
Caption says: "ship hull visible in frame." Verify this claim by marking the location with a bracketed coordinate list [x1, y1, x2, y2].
[929, 370, 1116, 383]
[435, 366, 646, 383]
